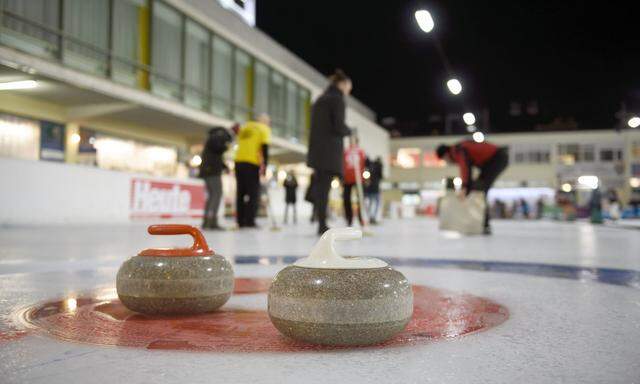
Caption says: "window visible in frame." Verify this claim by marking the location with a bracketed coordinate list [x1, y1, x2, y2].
[513, 145, 550, 164]
[112, 0, 146, 87]
[151, 2, 183, 100]
[184, 20, 210, 110]
[233, 49, 252, 121]
[0, 0, 60, 57]
[63, 0, 110, 75]
[253, 61, 270, 118]
[269, 71, 286, 136]
[600, 149, 623, 162]
[211, 35, 233, 118]
[581, 145, 595, 162]
[285, 80, 298, 139]
[558, 144, 579, 165]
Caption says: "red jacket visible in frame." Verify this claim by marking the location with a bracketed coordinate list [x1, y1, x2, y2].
[449, 141, 498, 188]
[343, 145, 366, 185]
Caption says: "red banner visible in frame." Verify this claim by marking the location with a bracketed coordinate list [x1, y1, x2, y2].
[130, 178, 205, 218]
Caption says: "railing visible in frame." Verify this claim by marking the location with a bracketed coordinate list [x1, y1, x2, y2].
[0, 9, 262, 124]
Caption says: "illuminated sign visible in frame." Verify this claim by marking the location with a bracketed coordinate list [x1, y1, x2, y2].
[130, 178, 205, 218]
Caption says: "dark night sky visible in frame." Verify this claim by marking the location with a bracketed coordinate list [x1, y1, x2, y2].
[256, 1, 640, 135]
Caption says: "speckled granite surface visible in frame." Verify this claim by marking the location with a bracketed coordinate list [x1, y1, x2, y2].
[116, 255, 234, 315]
[268, 266, 413, 345]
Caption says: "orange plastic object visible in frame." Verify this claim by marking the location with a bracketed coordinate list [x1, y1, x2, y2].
[138, 224, 214, 257]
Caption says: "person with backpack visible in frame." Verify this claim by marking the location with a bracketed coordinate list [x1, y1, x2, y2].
[199, 125, 234, 230]
[436, 140, 508, 234]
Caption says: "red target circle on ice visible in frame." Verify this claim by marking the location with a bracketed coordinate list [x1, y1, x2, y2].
[19, 278, 508, 352]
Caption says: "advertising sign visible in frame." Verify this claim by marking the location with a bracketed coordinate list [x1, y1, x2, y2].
[130, 178, 205, 218]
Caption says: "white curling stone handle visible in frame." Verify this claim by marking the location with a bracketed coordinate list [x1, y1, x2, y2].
[294, 227, 388, 269]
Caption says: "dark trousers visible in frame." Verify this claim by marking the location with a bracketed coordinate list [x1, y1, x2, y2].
[313, 170, 335, 230]
[473, 148, 509, 229]
[204, 175, 223, 227]
[284, 202, 297, 224]
[235, 162, 260, 227]
[342, 183, 363, 226]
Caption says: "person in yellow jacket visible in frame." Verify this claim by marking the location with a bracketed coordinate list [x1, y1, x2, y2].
[234, 114, 272, 228]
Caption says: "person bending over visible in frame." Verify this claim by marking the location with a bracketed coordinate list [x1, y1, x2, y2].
[436, 140, 508, 234]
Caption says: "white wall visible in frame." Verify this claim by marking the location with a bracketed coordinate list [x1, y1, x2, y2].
[0, 158, 205, 225]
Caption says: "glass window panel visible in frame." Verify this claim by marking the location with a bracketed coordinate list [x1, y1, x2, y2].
[285, 80, 297, 139]
[233, 49, 251, 121]
[151, 2, 182, 100]
[269, 71, 286, 136]
[253, 61, 269, 117]
[211, 36, 232, 118]
[184, 20, 210, 110]
[112, 0, 146, 86]
[63, 0, 109, 75]
[0, 0, 60, 57]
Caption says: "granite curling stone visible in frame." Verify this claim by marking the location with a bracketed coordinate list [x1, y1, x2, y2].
[116, 224, 234, 315]
[268, 228, 413, 346]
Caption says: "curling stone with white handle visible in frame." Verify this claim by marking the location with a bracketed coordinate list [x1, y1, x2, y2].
[268, 228, 413, 346]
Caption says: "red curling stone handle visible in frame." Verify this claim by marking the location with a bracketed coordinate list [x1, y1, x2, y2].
[138, 224, 214, 257]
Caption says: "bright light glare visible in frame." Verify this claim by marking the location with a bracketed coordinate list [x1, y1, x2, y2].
[578, 175, 599, 189]
[70, 133, 81, 144]
[472, 131, 485, 143]
[415, 10, 435, 33]
[463, 112, 476, 125]
[630, 177, 640, 188]
[363, 170, 371, 180]
[0, 80, 38, 91]
[331, 179, 340, 189]
[446, 78, 462, 95]
[453, 177, 463, 188]
[628, 116, 640, 128]
[561, 183, 572, 193]
[189, 155, 202, 167]
[64, 298, 77, 312]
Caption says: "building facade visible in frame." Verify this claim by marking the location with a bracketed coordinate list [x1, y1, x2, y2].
[0, 0, 389, 224]
[389, 129, 640, 209]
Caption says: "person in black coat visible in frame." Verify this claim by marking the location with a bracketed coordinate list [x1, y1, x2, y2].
[199, 126, 233, 230]
[283, 171, 298, 224]
[307, 69, 352, 235]
[365, 156, 383, 224]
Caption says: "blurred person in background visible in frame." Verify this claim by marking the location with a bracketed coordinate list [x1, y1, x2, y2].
[536, 197, 545, 219]
[365, 156, 383, 224]
[436, 140, 508, 234]
[234, 114, 271, 228]
[304, 173, 317, 223]
[343, 134, 366, 227]
[607, 188, 621, 221]
[199, 125, 234, 230]
[283, 171, 298, 224]
[307, 69, 353, 235]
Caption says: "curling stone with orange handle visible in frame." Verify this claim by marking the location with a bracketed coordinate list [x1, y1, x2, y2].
[116, 224, 234, 315]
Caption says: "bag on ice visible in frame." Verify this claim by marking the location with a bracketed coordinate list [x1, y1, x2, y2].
[439, 191, 486, 235]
